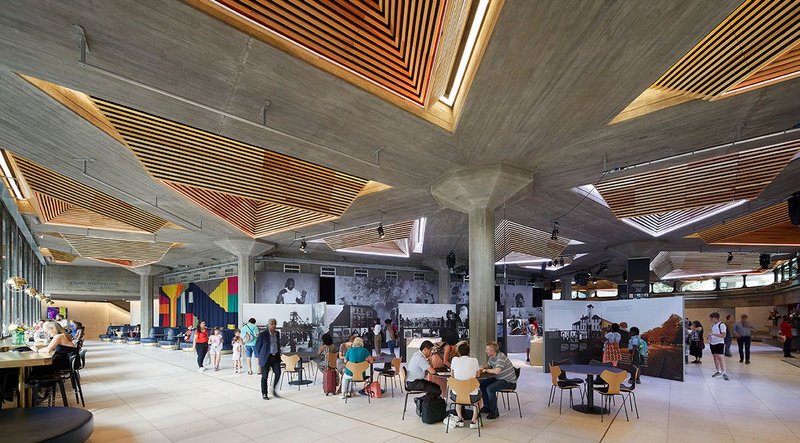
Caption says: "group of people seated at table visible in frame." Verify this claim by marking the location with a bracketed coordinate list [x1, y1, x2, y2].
[405, 339, 518, 425]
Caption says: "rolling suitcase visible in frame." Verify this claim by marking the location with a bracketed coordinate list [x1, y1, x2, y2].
[323, 368, 337, 395]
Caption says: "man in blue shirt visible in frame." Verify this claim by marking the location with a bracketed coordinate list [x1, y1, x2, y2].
[255, 318, 281, 400]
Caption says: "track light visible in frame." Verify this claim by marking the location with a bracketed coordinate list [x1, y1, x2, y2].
[299, 239, 307, 253]
[559, 257, 565, 267]
[547, 261, 553, 267]
[377, 223, 385, 239]
[540, 262, 546, 271]
[550, 221, 559, 240]
[596, 262, 608, 275]
[759, 253, 770, 269]
[727, 252, 733, 264]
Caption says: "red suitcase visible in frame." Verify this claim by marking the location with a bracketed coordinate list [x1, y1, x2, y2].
[323, 368, 337, 395]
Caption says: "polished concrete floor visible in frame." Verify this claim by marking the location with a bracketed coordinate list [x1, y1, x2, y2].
[67, 341, 800, 442]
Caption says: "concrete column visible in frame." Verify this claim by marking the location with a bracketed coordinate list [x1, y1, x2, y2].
[131, 265, 169, 338]
[431, 164, 531, 364]
[561, 277, 572, 300]
[423, 258, 452, 303]
[215, 238, 276, 325]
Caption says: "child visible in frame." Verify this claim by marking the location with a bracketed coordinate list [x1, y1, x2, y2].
[209, 327, 223, 371]
[627, 327, 643, 383]
[232, 329, 243, 374]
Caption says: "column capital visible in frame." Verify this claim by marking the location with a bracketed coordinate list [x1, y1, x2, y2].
[215, 238, 276, 257]
[431, 164, 532, 213]
[423, 258, 450, 271]
[130, 265, 170, 277]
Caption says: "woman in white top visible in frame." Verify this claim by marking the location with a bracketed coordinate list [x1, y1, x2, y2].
[449, 341, 481, 429]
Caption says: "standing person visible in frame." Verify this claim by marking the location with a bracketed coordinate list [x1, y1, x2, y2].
[192, 320, 209, 372]
[689, 321, 704, 364]
[780, 315, 795, 358]
[449, 341, 482, 429]
[478, 341, 517, 420]
[734, 314, 754, 364]
[384, 319, 398, 357]
[405, 340, 441, 395]
[603, 323, 622, 367]
[242, 318, 259, 375]
[373, 320, 383, 356]
[341, 337, 374, 399]
[627, 327, 643, 383]
[232, 330, 244, 373]
[619, 322, 630, 349]
[255, 318, 282, 399]
[525, 316, 538, 363]
[723, 314, 734, 357]
[209, 327, 224, 371]
[708, 312, 729, 380]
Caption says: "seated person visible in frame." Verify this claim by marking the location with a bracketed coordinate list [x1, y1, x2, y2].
[430, 341, 456, 371]
[31, 321, 77, 379]
[183, 326, 195, 342]
[450, 341, 482, 429]
[405, 340, 441, 396]
[478, 341, 517, 420]
[316, 333, 337, 370]
[341, 337, 374, 399]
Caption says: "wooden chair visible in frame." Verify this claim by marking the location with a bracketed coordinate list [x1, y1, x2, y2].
[593, 370, 630, 422]
[446, 377, 482, 437]
[497, 367, 522, 418]
[280, 354, 303, 391]
[550, 359, 585, 391]
[402, 366, 426, 420]
[619, 365, 640, 419]
[344, 361, 371, 404]
[379, 358, 402, 397]
[312, 351, 338, 385]
[547, 364, 582, 414]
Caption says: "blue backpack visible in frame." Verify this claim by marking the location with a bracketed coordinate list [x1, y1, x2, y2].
[638, 339, 648, 358]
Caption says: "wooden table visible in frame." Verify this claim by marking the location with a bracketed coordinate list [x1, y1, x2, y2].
[0, 349, 54, 407]
[558, 364, 625, 414]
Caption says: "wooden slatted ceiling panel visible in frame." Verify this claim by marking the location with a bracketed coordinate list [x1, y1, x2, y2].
[733, 42, 800, 90]
[93, 99, 368, 217]
[255, 203, 336, 237]
[34, 192, 72, 223]
[13, 156, 169, 233]
[60, 234, 175, 262]
[652, 251, 762, 279]
[494, 220, 569, 261]
[696, 201, 789, 243]
[594, 141, 800, 218]
[92, 258, 155, 268]
[323, 220, 415, 250]
[652, 0, 800, 99]
[205, 0, 447, 105]
[48, 249, 77, 264]
[715, 222, 800, 246]
[167, 182, 256, 235]
[623, 203, 730, 233]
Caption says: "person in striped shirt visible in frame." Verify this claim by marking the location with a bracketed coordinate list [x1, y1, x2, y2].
[478, 341, 517, 419]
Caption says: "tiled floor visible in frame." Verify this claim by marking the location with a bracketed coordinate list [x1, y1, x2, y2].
[58, 342, 800, 442]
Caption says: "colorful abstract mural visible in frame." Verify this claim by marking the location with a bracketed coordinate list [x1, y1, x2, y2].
[158, 277, 238, 329]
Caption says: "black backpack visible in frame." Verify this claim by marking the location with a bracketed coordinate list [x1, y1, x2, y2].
[415, 393, 447, 424]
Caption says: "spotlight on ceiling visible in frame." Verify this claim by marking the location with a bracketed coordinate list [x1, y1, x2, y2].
[540, 262, 546, 272]
[727, 252, 733, 264]
[596, 262, 608, 275]
[377, 223, 385, 239]
[299, 239, 307, 254]
[559, 257, 565, 267]
[592, 277, 598, 284]
[759, 253, 771, 269]
[446, 251, 456, 269]
[550, 221, 559, 241]
[547, 261, 554, 267]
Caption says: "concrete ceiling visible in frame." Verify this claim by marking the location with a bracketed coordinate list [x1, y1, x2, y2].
[1, 0, 799, 281]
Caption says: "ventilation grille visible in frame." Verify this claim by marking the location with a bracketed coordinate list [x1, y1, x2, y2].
[653, 0, 800, 98]
[594, 141, 800, 218]
[354, 268, 369, 278]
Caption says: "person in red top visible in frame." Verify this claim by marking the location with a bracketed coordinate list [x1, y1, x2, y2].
[780, 316, 795, 358]
[192, 320, 210, 371]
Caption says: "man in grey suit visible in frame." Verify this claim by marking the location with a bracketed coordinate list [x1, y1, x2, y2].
[256, 318, 282, 400]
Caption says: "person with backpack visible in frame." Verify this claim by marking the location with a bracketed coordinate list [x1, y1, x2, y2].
[723, 314, 734, 357]
[627, 327, 645, 383]
[707, 312, 729, 380]
[242, 318, 259, 375]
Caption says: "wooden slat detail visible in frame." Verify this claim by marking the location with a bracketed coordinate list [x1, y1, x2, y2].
[60, 233, 175, 262]
[93, 99, 369, 217]
[594, 141, 800, 218]
[652, 251, 763, 279]
[12, 156, 169, 233]
[695, 201, 792, 243]
[710, 222, 800, 246]
[254, 202, 336, 237]
[652, 0, 800, 99]
[623, 202, 731, 234]
[48, 249, 77, 264]
[494, 220, 570, 262]
[732, 42, 800, 90]
[34, 192, 72, 223]
[323, 220, 415, 250]
[91, 258, 156, 268]
[199, 0, 447, 105]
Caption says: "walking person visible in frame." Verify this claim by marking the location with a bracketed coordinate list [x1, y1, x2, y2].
[780, 315, 795, 358]
[723, 314, 734, 357]
[232, 330, 244, 373]
[689, 320, 704, 364]
[209, 326, 223, 371]
[242, 318, 259, 375]
[734, 314, 754, 364]
[708, 312, 729, 380]
[193, 320, 209, 372]
[384, 319, 398, 357]
[255, 318, 282, 399]
[627, 326, 644, 383]
[525, 316, 538, 363]
[603, 323, 622, 367]
[373, 320, 382, 356]
[478, 341, 517, 420]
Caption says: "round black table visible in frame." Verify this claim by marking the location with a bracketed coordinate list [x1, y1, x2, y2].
[0, 407, 93, 442]
[288, 351, 317, 386]
[557, 364, 626, 414]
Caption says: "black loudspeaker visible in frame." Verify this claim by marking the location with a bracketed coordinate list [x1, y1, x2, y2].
[789, 193, 800, 225]
[575, 272, 590, 286]
[532, 288, 553, 307]
[319, 276, 335, 304]
[759, 253, 771, 269]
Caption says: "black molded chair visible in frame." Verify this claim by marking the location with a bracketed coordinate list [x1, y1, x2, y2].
[498, 367, 522, 418]
[401, 367, 426, 420]
[620, 365, 640, 419]
[0, 369, 18, 409]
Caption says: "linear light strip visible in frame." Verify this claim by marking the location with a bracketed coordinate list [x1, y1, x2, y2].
[0, 152, 24, 200]
[440, 0, 489, 106]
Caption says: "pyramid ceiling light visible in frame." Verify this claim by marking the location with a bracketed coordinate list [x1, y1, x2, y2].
[612, 0, 800, 124]
[21, 76, 389, 239]
[494, 220, 571, 264]
[59, 233, 177, 267]
[319, 218, 426, 258]
[186, 0, 503, 130]
[692, 201, 800, 246]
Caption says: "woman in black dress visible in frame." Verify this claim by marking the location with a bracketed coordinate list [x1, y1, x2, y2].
[689, 320, 704, 363]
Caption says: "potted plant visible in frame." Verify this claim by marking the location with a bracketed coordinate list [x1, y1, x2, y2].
[7, 322, 27, 346]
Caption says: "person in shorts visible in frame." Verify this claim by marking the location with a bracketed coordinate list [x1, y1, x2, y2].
[242, 318, 259, 375]
[449, 341, 482, 429]
[707, 312, 729, 380]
